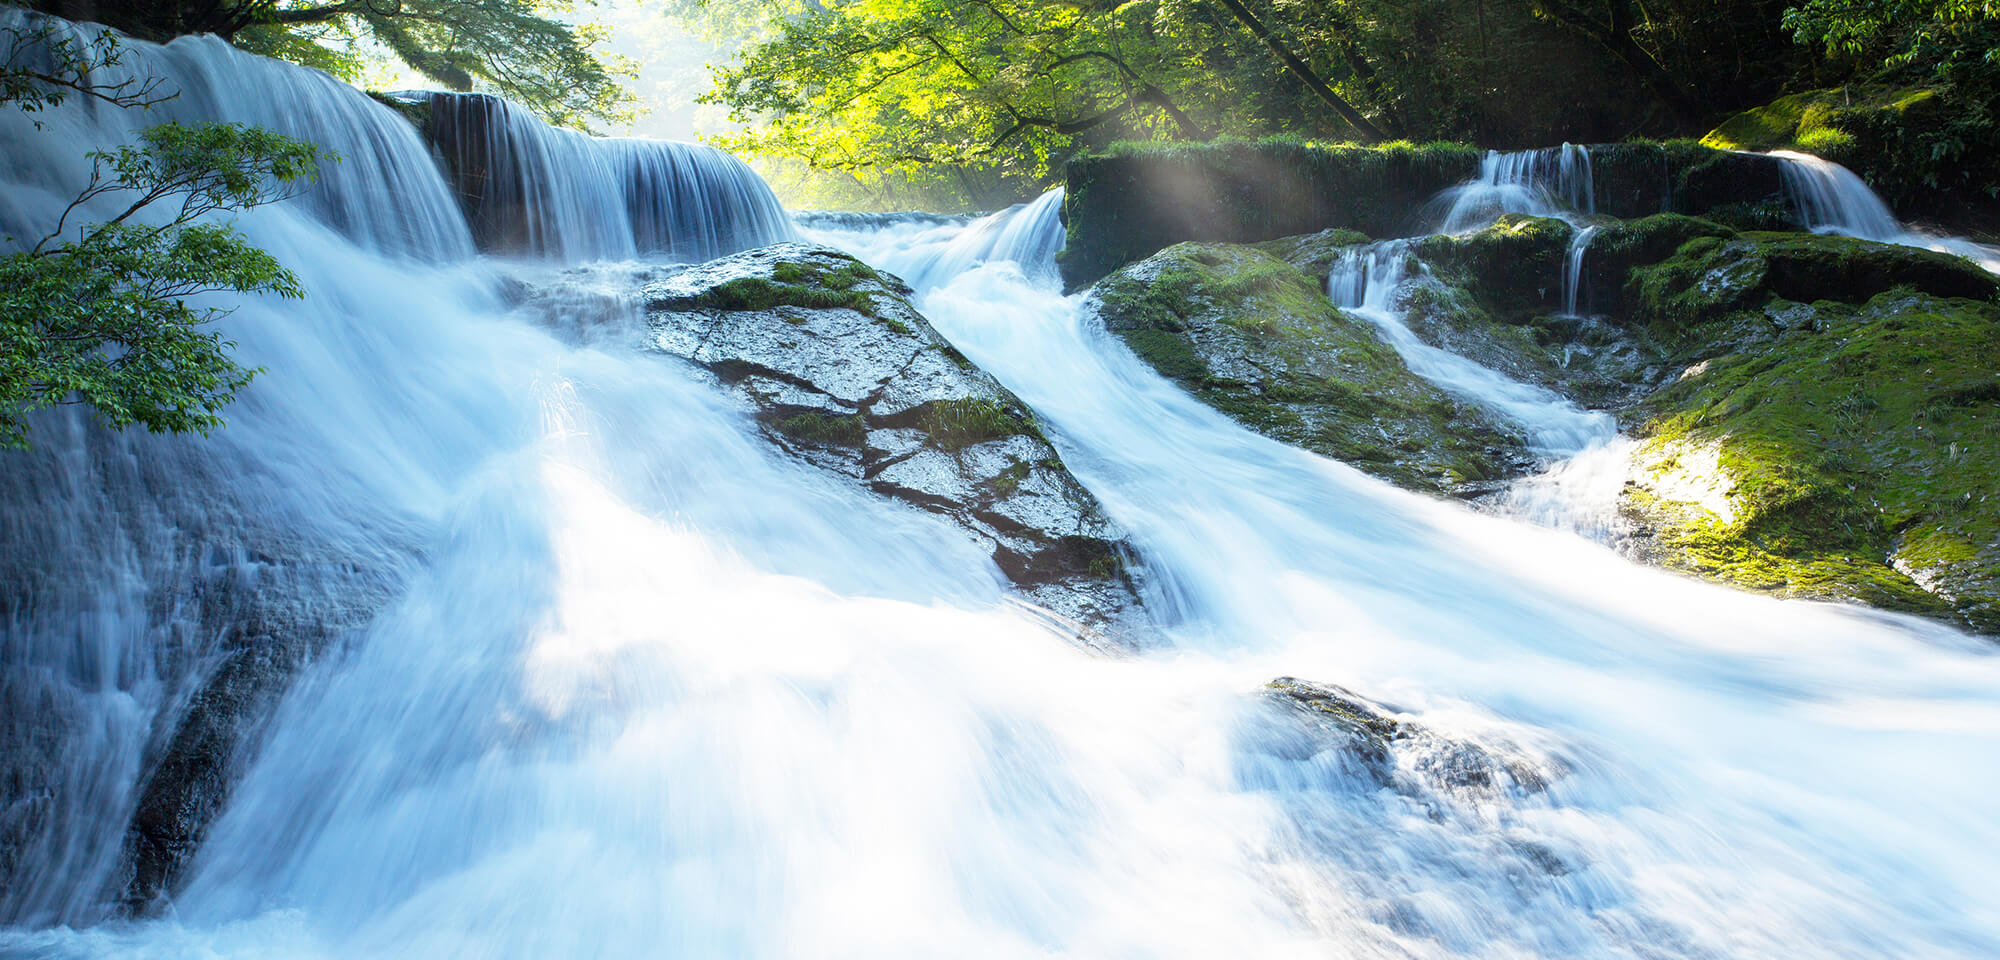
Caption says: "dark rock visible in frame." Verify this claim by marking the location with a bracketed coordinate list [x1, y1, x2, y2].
[1263, 677, 1557, 796]
[1059, 140, 1801, 289]
[1585, 141, 1794, 224]
[644, 242, 1144, 633]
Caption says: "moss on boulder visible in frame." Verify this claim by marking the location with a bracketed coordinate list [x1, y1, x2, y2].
[1088, 242, 1533, 496]
[1629, 231, 2000, 338]
[1625, 292, 2000, 631]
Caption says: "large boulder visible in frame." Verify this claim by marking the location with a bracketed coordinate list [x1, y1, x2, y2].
[1622, 289, 2000, 633]
[1087, 241, 1535, 496]
[643, 242, 1143, 632]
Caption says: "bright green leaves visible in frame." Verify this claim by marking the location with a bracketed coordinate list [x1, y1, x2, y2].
[1, 92, 329, 447]
[244, 0, 639, 132]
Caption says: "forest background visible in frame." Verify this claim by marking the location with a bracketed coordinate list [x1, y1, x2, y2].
[22, 1, 2000, 212]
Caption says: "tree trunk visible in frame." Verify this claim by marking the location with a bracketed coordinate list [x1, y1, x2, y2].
[1209, 0, 1386, 142]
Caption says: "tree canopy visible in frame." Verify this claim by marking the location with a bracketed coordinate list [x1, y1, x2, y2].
[684, 0, 1998, 208]
[31, 0, 637, 129]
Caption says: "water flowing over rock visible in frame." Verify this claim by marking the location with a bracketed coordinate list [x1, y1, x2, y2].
[412, 91, 794, 261]
[640, 242, 1143, 633]
[8, 9, 2000, 957]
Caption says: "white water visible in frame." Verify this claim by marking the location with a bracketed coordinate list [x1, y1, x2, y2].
[420, 91, 792, 261]
[1563, 224, 1600, 318]
[1772, 149, 2000, 273]
[1326, 242, 1612, 457]
[4, 16, 2000, 960]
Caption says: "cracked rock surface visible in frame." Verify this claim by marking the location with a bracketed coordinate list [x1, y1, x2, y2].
[642, 242, 1145, 636]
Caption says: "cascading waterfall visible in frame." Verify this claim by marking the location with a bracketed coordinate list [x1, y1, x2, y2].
[1562, 224, 1599, 317]
[1430, 143, 1593, 235]
[833, 189, 2000, 960]
[424, 91, 793, 261]
[1325, 242, 1613, 457]
[5, 14, 2000, 960]
[1772, 149, 2000, 273]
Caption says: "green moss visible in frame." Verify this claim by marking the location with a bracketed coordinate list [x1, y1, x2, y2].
[919, 397, 1036, 451]
[694, 275, 881, 317]
[772, 410, 866, 448]
[698, 257, 891, 318]
[1627, 291, 2000, 630]
[1629, 230, 1999, 338]
[992, 458, 1032, 497]
[1092, 241, 1529, 496]
[1415, 214, 1574, 316]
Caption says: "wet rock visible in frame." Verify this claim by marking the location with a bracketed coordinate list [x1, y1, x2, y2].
[645, 242, 1142, 632]
[1088, 241, 1535, 497]
[1262, 677, 1556, 797]
[0, 420, 410, 921]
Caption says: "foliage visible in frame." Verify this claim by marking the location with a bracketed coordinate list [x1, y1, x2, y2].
[1784, 0, 1999, 68]
[2, 21, 327, 449]
[702, 0, 1237, 206]
[26, 0, 638, 130]
[690, 0, 1831, 207]
[0, 16, 173, 119]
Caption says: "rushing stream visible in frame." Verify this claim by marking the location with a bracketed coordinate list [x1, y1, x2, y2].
[4, 15, 2000, 960]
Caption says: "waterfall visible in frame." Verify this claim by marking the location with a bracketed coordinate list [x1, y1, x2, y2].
[1562, 224, 1599, 317]
[425, 91, 793, 262]
[1772, 150, 2000, 273]
[1327, 243, 1613, 456]
[5, 11, 2000, 960]
[1430, 143, 1594, 235]
[801, 189, 1066, 291]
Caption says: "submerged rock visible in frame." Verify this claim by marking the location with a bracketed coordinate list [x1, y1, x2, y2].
[1087, 242, 1535, 497]
[1262, 677, 1557, 796]
[644, 242, 1142, 632]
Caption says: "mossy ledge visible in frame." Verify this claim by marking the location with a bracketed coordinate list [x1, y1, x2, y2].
[1087, 241, 1534, 497]
[1108, 219, 2000, 633]
[1702, 84, 2000, 235]
[1060, 139, 1800, 290]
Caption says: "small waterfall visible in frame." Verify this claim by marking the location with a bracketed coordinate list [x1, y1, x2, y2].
[1772, 150, 2000, 273]
[1431, 143, 1593, 235]
[1562, 224, 1599, 317]
[1328, 244, 1614, 456]
[425, 92, 793, 262]
[800, 188, 1066, 291]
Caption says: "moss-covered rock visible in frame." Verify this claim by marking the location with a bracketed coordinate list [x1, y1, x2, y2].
[1387, 216, 1661, 409]
[1256, 227, 1372, 275]
[637, 242, 1144, 632]
[1087, 242, 1533, 496]
[1415, 213, 1574, 316]
[1580, 141, 1795, 225]
[1624, 292, 2000, 632]
[1630, 231, 2000, 338]
[1059, 140, 1480, 289]
[1701, 83, 2000, 234]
